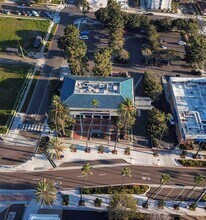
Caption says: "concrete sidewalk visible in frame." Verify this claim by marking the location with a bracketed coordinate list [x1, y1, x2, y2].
[0, 188, 202, 220]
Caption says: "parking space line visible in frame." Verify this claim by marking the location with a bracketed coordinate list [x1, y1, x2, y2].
[175, 188, 186, 201]
[186, 189, 195, 201]
[164, 188, 175, 200]
[153, 187, 163, 199]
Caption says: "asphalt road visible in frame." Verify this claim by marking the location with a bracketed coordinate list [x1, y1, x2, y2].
[25, 6, 82, 123]
[0, 142, 35, 166]
[1, 165, 205, 191]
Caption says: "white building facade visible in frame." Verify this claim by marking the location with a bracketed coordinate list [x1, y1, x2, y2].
[145, 0, 172, 10]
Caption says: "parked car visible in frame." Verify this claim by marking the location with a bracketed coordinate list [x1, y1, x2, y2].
[161, 45, 167, 49]
[27, 11, 32, 16]
[22, 11, 27, 16]
[4, 10, 10, 15]
[32, 10, 39, 17]
[80, 30, 90, 35]
[33, 35, 42, 48]
[169, 116, 175, 125]
[79, 35, 88, 40]
[178, 41, 186, 46]
[16, 10, 21, 15]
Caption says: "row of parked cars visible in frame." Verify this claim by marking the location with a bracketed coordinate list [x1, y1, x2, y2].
[2, 9, 41, 17]
[1, 8, 54, 19]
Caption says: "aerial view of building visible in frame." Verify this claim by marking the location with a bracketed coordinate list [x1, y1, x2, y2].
[169, 77, 206, 143]
[61, 76, 134, 117]
[0, 0, 206, 219]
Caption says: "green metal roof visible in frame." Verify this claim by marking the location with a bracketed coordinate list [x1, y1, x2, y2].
[61, 76, 133, 110]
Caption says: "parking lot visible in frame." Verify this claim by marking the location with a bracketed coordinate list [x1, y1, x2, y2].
[1, 4, 54, 19]
[147, 186, 204, 201]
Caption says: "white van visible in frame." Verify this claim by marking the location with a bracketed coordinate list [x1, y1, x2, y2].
[32, 10, 39, 17]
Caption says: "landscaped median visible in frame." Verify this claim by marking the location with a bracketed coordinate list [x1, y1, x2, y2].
[81, 185, 149, 195]
[177, 159, 206, 167]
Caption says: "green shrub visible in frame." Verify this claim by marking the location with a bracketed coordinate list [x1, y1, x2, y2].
[178, 159, 206, 167]
[180, 150, 187, 158]
[189, 202, 197, 211]
[65, 129, 72, 138]
[82, 185, 149, 195]
[98, 145, 105, 153]
[0, 126, 7, 134]
[94, 198, 102, 207]
[61, 194, 69, 205]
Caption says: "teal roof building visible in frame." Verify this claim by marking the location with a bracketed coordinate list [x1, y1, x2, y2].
[61, 76, 134, 116]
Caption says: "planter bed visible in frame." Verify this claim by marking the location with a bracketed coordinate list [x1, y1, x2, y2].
[177, 159, 206, 167]
[82, 185, 149, 195]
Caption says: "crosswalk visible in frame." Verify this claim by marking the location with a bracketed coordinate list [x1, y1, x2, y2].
[65, 4, 75, 7]
[19, 123, 47, 132]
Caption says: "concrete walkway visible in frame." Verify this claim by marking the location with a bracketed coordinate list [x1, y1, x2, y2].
[0, 188, 203, 220]
[1, 135, 203, 172]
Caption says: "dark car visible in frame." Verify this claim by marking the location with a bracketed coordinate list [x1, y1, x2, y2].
[33, 35, 42, 48]
[80, 30, 90, 35]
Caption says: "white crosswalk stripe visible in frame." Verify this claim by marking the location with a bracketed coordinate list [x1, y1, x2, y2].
[20, 123, 45, 132]
[65, 4, 75, 7]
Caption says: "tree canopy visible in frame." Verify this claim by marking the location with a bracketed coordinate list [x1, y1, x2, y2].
[117, 98, 136, 136]
[93, 48, 112, 76]
[108, 193, 137, 220]
[187, 34, 206, 71]
[59, 25, 88, 75]
[142, 71, 162, 100]
[35, 179, 57, 207]
[48, 95, 75, 136]
[146, 108, 170, 140]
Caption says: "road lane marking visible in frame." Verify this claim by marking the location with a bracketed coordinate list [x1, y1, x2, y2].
[141, 176, 150, 181]
[142, 173, 150, 175]
[77, 175, 84, 178]
[55, 177, 64, 179]
[182, 174, 190, 177]
[32, 178, 40, 181]
[99, 174, 107, 176]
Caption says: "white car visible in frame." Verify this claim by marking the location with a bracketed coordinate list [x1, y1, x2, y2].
[32, 10, 39, 17]
[161, 45, 167, 50]
[169, 116, 175, 125]
[178, 41, 186, 46]
[79, 35, 88, 40]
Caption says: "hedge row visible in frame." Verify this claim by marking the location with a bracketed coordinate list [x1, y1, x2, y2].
[178, 159, 206, 167]
[82, 185, 149, 195]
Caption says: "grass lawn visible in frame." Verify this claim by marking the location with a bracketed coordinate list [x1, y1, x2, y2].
[0, 17, 50, 51]
[0, 64, 31, 127]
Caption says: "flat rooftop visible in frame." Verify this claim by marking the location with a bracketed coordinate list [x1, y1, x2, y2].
[170, 77, 206, 140]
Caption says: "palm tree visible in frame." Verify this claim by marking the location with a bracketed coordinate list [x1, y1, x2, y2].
[46, 138, 66, 160]
[86, 99, 100, 151]
[79, 163, 93, 205]
[144, 173, 170, 207]
[175, 174, 205, 209]
[117, 98, 136, 140]
[35, 178, 57, 207]
[51, 95, 75, 137]
[121, 167, 132, 186]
